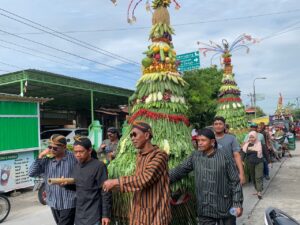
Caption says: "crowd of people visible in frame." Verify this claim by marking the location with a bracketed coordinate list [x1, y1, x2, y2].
[28, 117, 296, 225]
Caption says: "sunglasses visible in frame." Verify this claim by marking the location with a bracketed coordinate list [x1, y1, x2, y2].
[48, 146, 59, 151]
[130, 132, 137, 138]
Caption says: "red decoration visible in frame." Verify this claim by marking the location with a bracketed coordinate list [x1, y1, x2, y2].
[218, 97, 242, 103]
[129, 109, 190, 126]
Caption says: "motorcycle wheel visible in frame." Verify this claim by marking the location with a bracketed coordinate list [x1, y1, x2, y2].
[0, 195, 11, 223]
[38, 183, 47, 205]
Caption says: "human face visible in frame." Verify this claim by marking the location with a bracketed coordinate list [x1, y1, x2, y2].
[130, 128, 150, 150]
[73, 145, 91, 163]
[213, 120, 225, 134]
[249, 135, 256, 144]
[108, 132, 117, 141]
[48, 144, 65, 157]
[196, 135, 215, 152]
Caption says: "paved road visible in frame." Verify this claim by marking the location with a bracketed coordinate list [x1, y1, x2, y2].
[243, 143, 300, 224]
[2, 142, 299, 224]
[3, 188, 53, 225]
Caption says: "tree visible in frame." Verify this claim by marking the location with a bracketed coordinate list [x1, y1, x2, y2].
[292, 108, 300, 120]
[183, 67, 223, 128]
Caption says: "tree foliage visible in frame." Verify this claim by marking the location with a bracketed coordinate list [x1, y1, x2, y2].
[183, 67, 223, 128]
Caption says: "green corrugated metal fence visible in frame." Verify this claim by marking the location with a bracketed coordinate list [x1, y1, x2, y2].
[0, 101, 39, 151]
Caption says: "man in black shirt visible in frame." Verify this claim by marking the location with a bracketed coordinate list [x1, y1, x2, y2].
[170, 128, 243, 225]
[66, 137, 111, 225]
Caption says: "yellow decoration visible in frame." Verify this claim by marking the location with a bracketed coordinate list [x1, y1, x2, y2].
[153, 46, 160, 53]
[163, 46, 170, 52]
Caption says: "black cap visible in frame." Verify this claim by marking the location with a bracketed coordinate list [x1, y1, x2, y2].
[73, 136, 92, 150]
[132, 121, 153, 138]
[107, 127, 118, 134]
[49, 134, 67, 146]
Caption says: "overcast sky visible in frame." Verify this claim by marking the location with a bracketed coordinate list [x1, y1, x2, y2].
[0, 0, 299, 114]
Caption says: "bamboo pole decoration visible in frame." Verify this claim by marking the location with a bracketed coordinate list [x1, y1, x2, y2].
[47, 178, 75, 185]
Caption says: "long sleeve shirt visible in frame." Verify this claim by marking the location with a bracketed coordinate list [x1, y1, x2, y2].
[119, 146, 171, 225]
[170, 149, 243, 219]
[66, 158, 112, 225]
[28, 151, 77, 210]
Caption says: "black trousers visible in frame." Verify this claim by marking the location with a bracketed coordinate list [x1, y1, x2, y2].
[51, 207, 75, 225]
[198, 215, 236, 225]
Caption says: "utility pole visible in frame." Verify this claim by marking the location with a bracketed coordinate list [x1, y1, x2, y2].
[247, 93, 254, 107]
[253, 77, 267, 118]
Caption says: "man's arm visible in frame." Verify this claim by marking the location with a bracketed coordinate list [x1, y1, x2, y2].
[225, 154, 243, 215]
[169, 153, 194, 184]
[98, 164, 112, 219]
[233, 152, 245, 184]
[231, 136, 245, 184]
[29, 149, 54, 177]
[119, 151, 168, 192]
[28, 159, 46, 177]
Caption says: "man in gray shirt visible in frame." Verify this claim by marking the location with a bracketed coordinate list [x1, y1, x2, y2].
[213, 116, 245, 185]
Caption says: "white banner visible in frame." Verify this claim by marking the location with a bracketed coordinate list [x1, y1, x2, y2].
[0, 151, 35, 192]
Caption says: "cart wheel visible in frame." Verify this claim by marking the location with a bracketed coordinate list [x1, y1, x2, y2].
[38, 183, 47, 205]
[0, 194, 11, 223]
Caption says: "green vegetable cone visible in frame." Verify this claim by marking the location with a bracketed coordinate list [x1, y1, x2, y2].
[199, 35, 258, 142]
[108, 0, 196, 224]
[215, 54, 248, 142]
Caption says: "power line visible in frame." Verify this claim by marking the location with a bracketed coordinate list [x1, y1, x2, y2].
[0, 28, 139, 76]
[0, 43, 73, 66]
[0, 38, 137, 82]
[0, 8, 139, 66]
[3, 8, 300, 34]
[0, 60, 25, 70]
[0, 38, 81, 65]
[0, 43, 137, 83]
[260, 20, 300, 41]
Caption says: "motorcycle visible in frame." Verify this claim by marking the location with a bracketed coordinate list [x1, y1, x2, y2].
[0, 192, 10, 223]
[265, 207, 300, 225]
[33, 175, 47, 205]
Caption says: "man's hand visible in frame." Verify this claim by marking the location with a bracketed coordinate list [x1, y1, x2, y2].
[236, 207, 243, 217]
[100, 144, 106, 150]
[59, 176, 68, 186]
[38, 148, 51, 159]
[239, 173, 246, 185]
[102, 217, 110, 225]
[103, 179, 119, 192]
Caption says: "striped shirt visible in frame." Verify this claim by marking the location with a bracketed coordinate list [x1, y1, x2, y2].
[119, 146, 171, 225]
[29, 151, 77, 210]
[170, 149, 243, 218]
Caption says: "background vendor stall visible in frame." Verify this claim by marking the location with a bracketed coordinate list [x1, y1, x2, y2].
[0, 93, 51, 192]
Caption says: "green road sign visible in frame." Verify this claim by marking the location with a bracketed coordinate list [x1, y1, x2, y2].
[177, 51, 200, 72]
